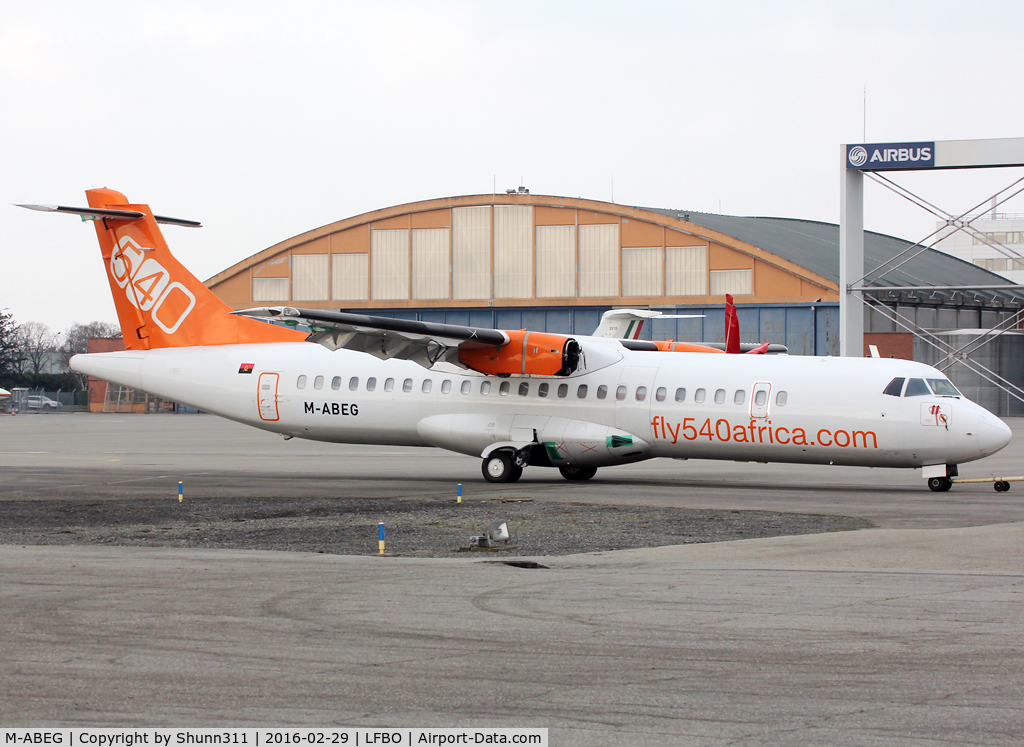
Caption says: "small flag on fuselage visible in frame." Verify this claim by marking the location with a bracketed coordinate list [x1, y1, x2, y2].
[238, 363, 255, 374]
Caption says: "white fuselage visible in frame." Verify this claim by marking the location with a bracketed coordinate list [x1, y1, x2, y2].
[71, 338, 1011, 472]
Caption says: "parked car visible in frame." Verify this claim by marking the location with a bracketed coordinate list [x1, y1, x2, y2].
[23, 395, 62, 410]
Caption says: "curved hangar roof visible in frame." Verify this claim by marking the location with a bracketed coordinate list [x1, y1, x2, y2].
[205, 194, 1019, 311]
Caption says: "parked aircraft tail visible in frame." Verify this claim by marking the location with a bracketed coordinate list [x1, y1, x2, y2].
[21, 189, 306, 349]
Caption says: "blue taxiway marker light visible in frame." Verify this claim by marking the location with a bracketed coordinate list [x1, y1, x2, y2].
[457, 483, 462, 503]
[378, 522, 385, 555]
[178, 481, 183, 503]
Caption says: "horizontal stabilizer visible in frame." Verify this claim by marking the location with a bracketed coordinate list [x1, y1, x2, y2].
[16, 203, 202, 228]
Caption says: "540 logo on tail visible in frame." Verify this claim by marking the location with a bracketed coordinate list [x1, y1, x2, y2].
[111, 236, 196, 334]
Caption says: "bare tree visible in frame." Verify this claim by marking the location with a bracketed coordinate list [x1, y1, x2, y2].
[16, 321, 58, 375]
[0, 308, 22, 378]
[60, 321, 121, 387]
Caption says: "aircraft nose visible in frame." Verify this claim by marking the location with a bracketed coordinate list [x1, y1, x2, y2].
[977, 413, 1012, 457]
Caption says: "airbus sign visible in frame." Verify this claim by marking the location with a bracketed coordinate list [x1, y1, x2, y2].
[847, 141, 935, 171]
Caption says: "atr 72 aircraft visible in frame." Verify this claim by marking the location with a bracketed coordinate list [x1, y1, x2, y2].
[21, 189, 1013, 491]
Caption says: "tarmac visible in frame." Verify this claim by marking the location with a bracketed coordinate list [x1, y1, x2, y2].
[1, 413, 1023, 745]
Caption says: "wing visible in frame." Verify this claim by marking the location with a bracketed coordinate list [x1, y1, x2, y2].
[234, 306, 510, 369]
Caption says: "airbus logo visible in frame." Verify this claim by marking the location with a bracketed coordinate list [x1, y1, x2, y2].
[848, 141, 935, 171]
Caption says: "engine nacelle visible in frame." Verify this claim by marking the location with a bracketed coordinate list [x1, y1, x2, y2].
[458, 331, 580, 376]
[651, 340, 725, 354]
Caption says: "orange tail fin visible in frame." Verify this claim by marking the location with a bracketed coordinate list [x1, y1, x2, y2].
[85, 188, 306, 349]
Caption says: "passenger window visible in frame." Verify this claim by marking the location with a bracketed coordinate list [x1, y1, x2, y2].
[349, 377, 359, 391]
[636, 386, 647, 402]
[776, 391, 787, 406]
[481, 381, 491, 395]
[695, 388, 706, 403]
[403, 378, 413, 393]
[714, 389, 726, 404]
[616, 385, 627, 401]
[538, 383, 549, 398]
[597, 385, 608, 400]
[499, 381, 510, 396]
[331, 376, 341, 391]
[297, 375, 307, 389]
[518, 382, 529, 396]
[675, 388, 686, 402]
[367, 377, 377, 392]
[734, 390, 745, 405]
[441, 380, 452, 394]
[655, 387, 667, 402]
[883, 377, 905, 397]
[384, 378, 395, 392]
[754, 390, 767, 406]
[577, 385, 588, 398]
[557, 383, 568, 398]
[460, 380, 471, 395]
[927, 378, 960, 396]
[422, 379, 432, 393]
[314, 375, 324, 390]
[904, 378, 931, 397]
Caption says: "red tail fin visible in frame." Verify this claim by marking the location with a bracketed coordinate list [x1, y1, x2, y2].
[724, 294, 741, 354]
[85, 189, 306, 349]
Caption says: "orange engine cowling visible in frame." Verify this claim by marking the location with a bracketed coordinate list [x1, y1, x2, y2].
[458, 331, 581, 376]
[651, 340, 725, 354]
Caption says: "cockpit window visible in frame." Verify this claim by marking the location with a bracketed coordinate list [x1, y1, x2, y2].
[927, 378, 961, 397]
[883, 377, 905, 397]
[904, 378, 931, 397]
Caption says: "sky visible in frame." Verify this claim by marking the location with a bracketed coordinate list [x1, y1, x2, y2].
[2, 0, 1023, 333]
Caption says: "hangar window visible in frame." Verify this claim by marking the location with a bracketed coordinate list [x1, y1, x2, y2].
[695, 388, 706, 403]
[675, 388, 686, 402]
[904, 378, 930, 397]
[558, 383, 568, 398]
[384, 378, 395, 392]
[367, 377, 377, 392]
[331, 376, 342, 391]
[314, 376, 324, 390]
[297, 375, 307, 389]
[597, 385, 608, 399]
[577, 385, 588, 398]
[776, 391, 787, 406]
[714, 389, 726, 404]
[499, 381, 510, 396]
[441, 380, 452, 394]
[636, 386, 648, 402]
[480, 381, 491, 395]
[422, 379, 432, 394]
[460, 380, 471, 395]
[403, 378, 413, 393]
[616, 385, 627, 401]
[883, 377, 905, 397]
[655, 387, 667, 402]
[350, 377, 359, 391]
[538, 382, 549, 397]
[734, 390, 745, 405]
[518, 382, 529, 396]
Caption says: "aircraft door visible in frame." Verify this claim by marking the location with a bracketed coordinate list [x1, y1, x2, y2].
[750, 382, 772, 419]
[258, 372, 280, 422]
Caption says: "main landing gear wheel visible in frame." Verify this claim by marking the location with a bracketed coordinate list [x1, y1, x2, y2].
[559, 465, 598, 481]
[482, 452, 523, 483]
[928, 476, 953, 492]
[994, 480, 1011, 492]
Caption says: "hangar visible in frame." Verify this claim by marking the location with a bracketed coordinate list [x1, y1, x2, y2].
[204, 192, 1022, 412]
